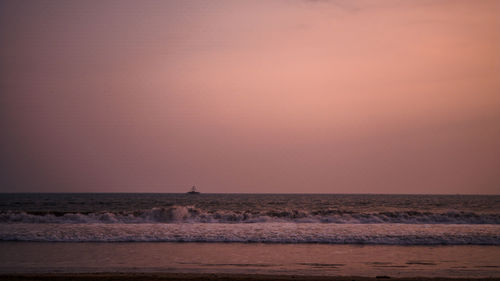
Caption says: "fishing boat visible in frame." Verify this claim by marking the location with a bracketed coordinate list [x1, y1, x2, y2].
[187, 185, 200, 195]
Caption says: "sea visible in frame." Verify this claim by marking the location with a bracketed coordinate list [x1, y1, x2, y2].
[0, 193, 499, 278]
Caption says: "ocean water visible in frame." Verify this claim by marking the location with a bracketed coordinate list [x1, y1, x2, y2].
[0, 193, 499, 277]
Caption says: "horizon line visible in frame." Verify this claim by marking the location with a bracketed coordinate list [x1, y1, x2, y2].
[0, 192, 499, 196]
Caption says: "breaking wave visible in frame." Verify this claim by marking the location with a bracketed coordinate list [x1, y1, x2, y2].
[1, 206, 499, 224]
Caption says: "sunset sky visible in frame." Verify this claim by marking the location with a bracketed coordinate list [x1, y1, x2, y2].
[1, 0, 499, 194]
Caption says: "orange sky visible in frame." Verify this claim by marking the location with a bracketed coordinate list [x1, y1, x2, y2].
[1, 0, 499, 193]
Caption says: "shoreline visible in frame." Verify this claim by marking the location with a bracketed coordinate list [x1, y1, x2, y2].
[1, 273, 500, 281]
[1, 243, 498, 279]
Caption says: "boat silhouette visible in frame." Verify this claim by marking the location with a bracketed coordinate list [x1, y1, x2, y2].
[187, 185, 200, 194]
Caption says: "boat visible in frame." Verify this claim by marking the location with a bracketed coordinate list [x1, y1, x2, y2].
[187, 185, 200, 195]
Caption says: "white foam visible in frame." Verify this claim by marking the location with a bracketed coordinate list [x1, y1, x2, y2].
[0, 223, 499, 245]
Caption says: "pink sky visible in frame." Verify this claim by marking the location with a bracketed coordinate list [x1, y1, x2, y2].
[1, 0, 499, 193]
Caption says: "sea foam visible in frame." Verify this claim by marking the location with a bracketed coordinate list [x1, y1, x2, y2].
[0, 223, 498, 245]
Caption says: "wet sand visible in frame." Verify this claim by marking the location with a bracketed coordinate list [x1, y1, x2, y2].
[2, 243, 499, 278]
[0, 273, 500, 281]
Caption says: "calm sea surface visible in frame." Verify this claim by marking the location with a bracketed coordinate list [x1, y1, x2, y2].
[0, 193, 499, 277]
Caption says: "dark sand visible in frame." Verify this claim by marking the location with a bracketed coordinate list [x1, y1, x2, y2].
[0, 273, 499, 281]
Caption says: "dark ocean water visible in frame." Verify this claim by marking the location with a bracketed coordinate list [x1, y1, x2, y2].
[0, 193, 499, 244]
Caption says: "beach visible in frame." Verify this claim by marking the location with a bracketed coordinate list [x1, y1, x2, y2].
[1, 273, 500, 281]
[0, 242, 499, 279]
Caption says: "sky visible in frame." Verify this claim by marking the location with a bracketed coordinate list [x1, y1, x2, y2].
[1, 0, 499, 194]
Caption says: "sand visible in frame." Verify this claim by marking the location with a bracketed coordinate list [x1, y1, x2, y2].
[0, 273, 499, 281]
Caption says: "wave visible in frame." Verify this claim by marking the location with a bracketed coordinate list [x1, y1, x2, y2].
[1, 206, 499, 224]
[0, 223, 498, 245]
